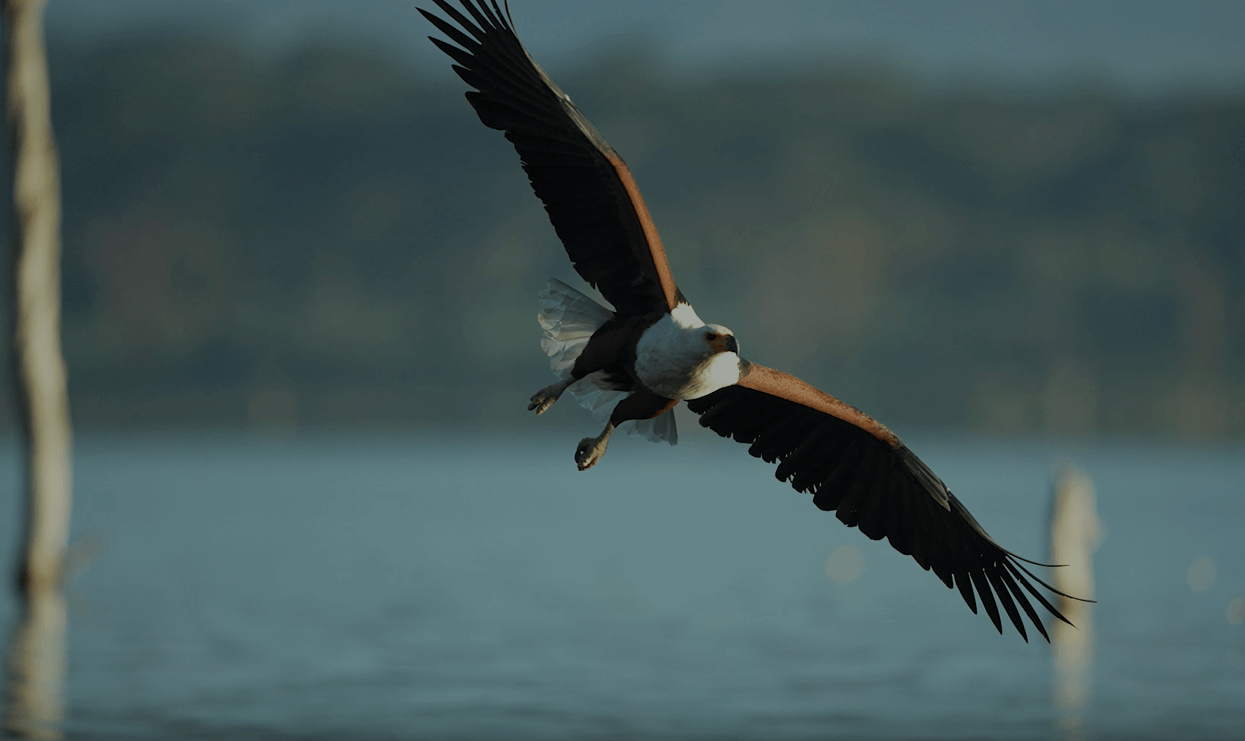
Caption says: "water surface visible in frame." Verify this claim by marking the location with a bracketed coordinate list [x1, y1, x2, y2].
[1, 430, 1242, 739]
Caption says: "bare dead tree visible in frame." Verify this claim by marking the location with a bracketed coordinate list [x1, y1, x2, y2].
[1049, 466, 1100, 740]
[3, 0, 72, 737]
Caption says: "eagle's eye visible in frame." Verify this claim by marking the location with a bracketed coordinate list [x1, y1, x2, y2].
[705, 332, 718, 341]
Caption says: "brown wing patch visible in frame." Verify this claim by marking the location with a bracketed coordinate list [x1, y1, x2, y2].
[738, 364, 900, 447]
[603, 151, 680, 312]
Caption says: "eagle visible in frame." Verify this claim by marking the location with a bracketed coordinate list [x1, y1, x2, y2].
[420, 0, 1085, 642]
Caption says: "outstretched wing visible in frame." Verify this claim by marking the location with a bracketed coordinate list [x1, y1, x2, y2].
[420, 0, 682, 317]
[686, 364, 1081, 642]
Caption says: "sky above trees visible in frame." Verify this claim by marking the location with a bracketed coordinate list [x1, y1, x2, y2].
[44, 0, 1245, 97]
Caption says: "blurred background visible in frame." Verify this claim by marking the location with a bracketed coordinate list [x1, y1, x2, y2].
[2, 0, 1241, 437]
[0, 1, 1243, 738]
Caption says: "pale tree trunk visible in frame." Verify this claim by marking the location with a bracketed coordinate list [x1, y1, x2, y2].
[3, 0, 72, 738]
[1049, 466, 1100, 741]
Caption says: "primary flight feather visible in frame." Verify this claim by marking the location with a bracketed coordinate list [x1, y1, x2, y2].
[421, 0, 1085, 642]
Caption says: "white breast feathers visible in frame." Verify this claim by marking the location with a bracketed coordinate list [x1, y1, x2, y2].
[634, 304, 743, 400]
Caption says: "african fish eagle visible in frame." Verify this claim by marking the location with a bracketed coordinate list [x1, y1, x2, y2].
[421, 0, 1086, 642]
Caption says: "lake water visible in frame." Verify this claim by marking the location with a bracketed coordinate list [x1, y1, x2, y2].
[0, 427, 1242, 739]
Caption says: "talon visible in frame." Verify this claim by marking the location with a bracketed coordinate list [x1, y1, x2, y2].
[575, 438, 601, 470]
[574, 424, 614, 471]
[529, 378, 572, 415]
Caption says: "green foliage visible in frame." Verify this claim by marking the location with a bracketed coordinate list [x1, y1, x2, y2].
[12, 36, 1243, 436]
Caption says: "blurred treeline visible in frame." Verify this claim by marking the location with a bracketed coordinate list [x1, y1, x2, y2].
[2, 36, 1242, 437]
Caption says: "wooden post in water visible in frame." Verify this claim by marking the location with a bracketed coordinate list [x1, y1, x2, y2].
[2, 0, 72, 738]
[1049, 466, 1100, 739]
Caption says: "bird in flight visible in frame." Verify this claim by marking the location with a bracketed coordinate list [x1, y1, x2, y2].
[420, 0, 1085, 641]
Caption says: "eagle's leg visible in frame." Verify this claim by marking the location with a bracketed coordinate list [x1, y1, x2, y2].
[531, 318, 630, 415]
[528, 376, 574, 415]
[574, 388, 677, 471]
[575, 422, 614, 471]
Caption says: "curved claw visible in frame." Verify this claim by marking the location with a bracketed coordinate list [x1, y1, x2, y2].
[528, 393, 555, 415]
[574, 424, 614, 471]
[529, 378, 573, 415]
[575, 439, 601, 470]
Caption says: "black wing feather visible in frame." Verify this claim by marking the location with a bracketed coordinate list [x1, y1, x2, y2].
[421, 0, 679, 316]
[688, 384, 1084, 642]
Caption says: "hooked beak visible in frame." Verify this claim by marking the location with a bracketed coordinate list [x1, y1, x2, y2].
[710, 334, 739, 354]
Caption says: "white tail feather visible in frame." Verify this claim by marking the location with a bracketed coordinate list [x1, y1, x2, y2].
[537, 278, 613, 377]
[537, 278, 677, 445]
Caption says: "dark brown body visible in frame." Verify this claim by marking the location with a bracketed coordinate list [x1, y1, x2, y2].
[568, 312, 677, 427]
